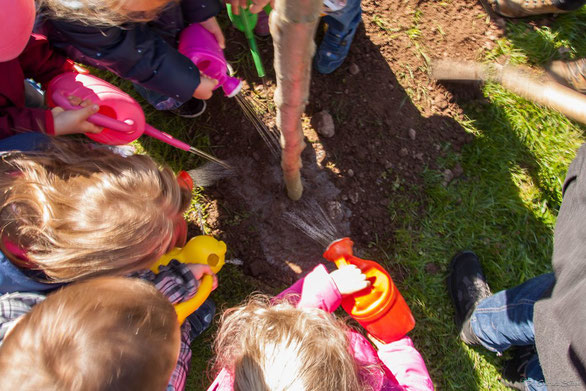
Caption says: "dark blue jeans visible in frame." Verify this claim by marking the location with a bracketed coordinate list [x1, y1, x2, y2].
[470, 273, 555, 391]
[0, 133, 51, 152]
[132, 83, 184, 111]
[186, 297, 215, 341]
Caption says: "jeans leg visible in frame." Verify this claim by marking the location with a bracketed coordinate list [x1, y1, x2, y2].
[132, 83, 184, 111]
[185, 298, 216, 342]
[524, 353, 547, 391]
[315, 0, 362, 73]
[0, 133, 51, 152]
[323, 0, 362, 36]
[470, 273, 555, 353]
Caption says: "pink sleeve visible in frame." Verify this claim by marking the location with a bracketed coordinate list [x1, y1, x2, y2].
[376, 336, 434, 391]
[274, 264, 342, 313]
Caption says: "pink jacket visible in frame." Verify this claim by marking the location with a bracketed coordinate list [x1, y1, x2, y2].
[207, 264, 434, 391]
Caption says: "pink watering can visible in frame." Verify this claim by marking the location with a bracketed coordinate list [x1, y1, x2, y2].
[46, 72, 230, 168]
[178, 23, 242, 98]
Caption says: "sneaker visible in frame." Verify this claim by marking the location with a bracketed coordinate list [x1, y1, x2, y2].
[170, 98, 207, 118]
[314, 23, 359, 74]
[548, 59, 586, 94]
[254, 10, 270, 37]
[500, 346, 537, 390]
[483, 0, 567, 18]
[447, 251, 492, 345]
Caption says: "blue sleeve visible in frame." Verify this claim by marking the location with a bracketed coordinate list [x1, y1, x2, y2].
[181, 0, 222, 24]
[43, 20, 200, 104]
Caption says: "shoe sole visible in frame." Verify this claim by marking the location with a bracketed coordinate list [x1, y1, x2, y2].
[178, 100, 207, 119]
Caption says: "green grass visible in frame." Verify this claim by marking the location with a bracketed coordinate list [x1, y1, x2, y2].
[104, 7, 585, 391]
[373, 10, 586, 390]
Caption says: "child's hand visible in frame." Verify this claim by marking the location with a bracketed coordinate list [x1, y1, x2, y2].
[227, 0, 274, 14]
[187, 264, 218, 291]
[51, 96, 102, 136]
[193, 75, 219, 100]
[199, 17, 225, 49]
[330, 264, 371, 296]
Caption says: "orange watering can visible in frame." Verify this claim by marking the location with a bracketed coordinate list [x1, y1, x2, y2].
[151, 235, 227, 324]
[323, 237, 415, 343]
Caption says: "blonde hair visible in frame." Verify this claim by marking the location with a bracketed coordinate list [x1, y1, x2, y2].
[38, 0, 176, 27]
[0, 140, 191, 282]
[212, 295, 382, 391]
[0, 276, 180, 391]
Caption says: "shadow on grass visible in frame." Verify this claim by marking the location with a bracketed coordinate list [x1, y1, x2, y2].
[305, 21, 494, 390]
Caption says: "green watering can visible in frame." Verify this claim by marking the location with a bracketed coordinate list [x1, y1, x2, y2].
[226, 3, 273, 78]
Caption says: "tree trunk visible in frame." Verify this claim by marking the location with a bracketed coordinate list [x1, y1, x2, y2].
[271, 0, 322, 200]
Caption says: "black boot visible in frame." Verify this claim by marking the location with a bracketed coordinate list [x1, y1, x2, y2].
[501, 345, 537, 390]
[447, 251, 492, 346]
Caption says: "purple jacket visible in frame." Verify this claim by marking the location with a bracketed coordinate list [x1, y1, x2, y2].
[207, 264, 434, 391]
[36, 0, 221, 105]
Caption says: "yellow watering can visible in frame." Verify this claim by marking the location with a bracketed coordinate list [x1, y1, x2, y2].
[151, 235, 227, 323]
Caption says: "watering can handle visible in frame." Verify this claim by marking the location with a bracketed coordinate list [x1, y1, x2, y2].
[174, 274, 214, 324]
[51, 91, 135, 134]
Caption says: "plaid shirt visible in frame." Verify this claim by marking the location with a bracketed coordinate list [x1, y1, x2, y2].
[0, 260, 199, 391]
[131, 260, 199, 391]
[0, 291, 45, 345]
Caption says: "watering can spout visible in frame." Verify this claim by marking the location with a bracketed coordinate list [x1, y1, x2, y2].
[223, 76, 243, 98]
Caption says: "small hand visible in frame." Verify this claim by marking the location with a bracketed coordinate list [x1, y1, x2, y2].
[199, 17, 225, 49]
[227, 0, 274, 14]
[51, 96, 102, 136]
[330, 264, 371, 296]
[187, 264, 218, 291]
[192, 75, 218, 100]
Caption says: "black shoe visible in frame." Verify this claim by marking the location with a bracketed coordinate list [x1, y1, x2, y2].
[501, 345, 536, 390]
[170, 98, 207, 118]
[447, 251, 492, 345]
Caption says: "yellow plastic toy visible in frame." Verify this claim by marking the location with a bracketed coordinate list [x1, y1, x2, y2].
[151, 235, 227, 324]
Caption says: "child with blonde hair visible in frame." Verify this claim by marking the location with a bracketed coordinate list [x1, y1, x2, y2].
[208, 264, 434, 391]
[0, 138, 193, 293]
[0, 276, 184, 390]
[36, 0, 227, 117]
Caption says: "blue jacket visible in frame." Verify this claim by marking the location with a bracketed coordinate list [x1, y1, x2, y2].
[35, 0, 222, 104]
[0, 251, 60, 294]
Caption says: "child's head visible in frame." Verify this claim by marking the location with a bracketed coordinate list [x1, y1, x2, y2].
[0, 276, 180, 391]
[39, 0, 174, 26]
[213, 295, 376, 391]
[0, 140, 191, 282]
[0, 0, 36, 61]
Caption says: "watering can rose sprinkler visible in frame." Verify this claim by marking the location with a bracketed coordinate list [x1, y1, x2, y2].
[46, 73, 230, 169]
[152, 235, 227, 324]
[323, 237, 416, 342]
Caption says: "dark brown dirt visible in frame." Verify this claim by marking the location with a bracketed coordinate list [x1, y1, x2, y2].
[193, 0, 504, 282]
